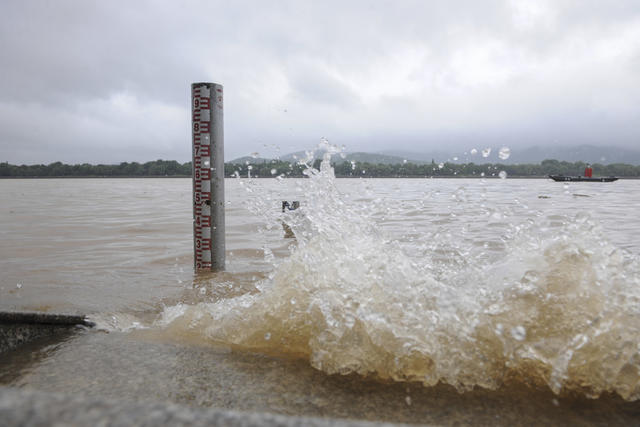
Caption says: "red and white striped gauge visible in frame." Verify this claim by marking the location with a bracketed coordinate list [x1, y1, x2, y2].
[192, 82, 225, 271]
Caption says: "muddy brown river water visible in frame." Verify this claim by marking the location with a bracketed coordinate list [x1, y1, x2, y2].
[1, 172, 640, 425]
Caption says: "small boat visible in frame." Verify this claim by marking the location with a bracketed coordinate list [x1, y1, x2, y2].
[549, 175, 618, 182]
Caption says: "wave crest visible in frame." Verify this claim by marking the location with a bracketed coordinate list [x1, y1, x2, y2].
[159, 149, 640, 400]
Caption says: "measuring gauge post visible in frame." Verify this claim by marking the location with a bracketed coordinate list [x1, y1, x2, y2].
[192, 82, 225, 271]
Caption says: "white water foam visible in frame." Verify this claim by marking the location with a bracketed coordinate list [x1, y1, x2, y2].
[150, 142, 640, 400]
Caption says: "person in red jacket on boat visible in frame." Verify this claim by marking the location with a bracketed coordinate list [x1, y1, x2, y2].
[584, 164, 593, 178]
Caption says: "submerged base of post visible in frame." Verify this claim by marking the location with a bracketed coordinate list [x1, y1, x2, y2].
[281, 201, 300, 239]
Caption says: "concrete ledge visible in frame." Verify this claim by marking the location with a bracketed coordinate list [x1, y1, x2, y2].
[0, 387, 413, 427]
[0, 311, 94, 327]
[0, 311, 94, 354]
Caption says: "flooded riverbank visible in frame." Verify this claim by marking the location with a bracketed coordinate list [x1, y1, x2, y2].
[2, 156, 640, 423]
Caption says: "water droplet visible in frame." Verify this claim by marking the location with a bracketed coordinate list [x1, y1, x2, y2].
[499, 170, 507, 179]
[403, 159, 408, 164]
[480, 172, 485, 177]
[247, 165, 253, 170]
[438, 162, 444, 169]
[250, 152, 259, 158]
[263, 246, 274, 262]
[482, 148, 491, 158]
[199, 287, 206, 295]
[16, 283, 22, 289]
[270, 168, 277, 175]
[498, 146, 511, 160]
[511, 325, 526, 341]
[264, 332, 271, 340]
[470, 148, 478, 155]
[453, 156, 458, 161]
[405, 396, 412, 406]
[290, 298, 297, 305]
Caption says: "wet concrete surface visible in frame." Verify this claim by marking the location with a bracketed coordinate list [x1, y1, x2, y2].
[0, 386, 413, 427]
[1, 330, 640, 426]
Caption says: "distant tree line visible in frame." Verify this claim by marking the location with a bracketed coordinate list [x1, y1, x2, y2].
[0, 160, 191, 177]
[1, 158, 639, 178]
[229, 159, 640, 178]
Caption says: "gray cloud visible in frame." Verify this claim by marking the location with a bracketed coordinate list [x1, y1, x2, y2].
[1, 0, 639, 164]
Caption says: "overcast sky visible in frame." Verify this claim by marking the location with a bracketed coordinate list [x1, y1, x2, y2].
[1, 0, 639, 164]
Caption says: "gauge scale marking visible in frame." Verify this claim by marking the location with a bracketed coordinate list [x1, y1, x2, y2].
[192, 83, 224, 271]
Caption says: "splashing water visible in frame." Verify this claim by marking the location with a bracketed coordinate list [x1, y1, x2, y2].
[157, 144, 640, 400]
[499, 147, 511, 160]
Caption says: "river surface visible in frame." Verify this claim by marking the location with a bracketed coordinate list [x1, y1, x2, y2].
[1, 172, 640, 424]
